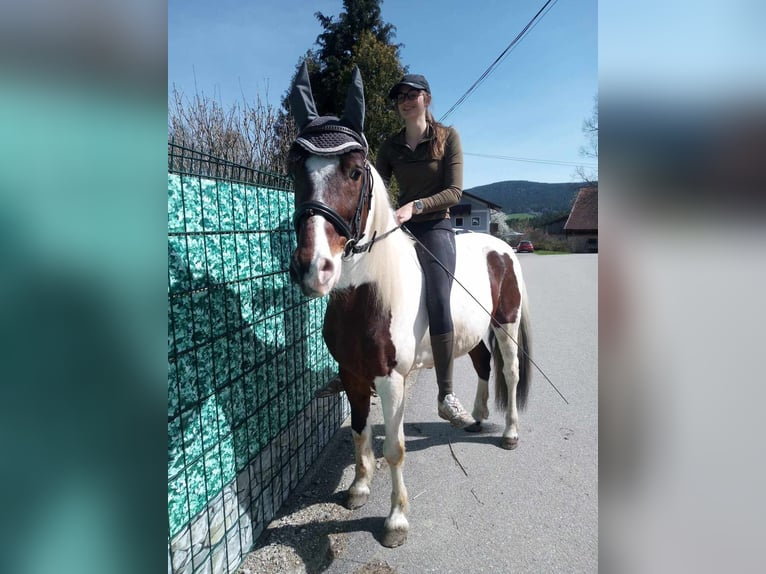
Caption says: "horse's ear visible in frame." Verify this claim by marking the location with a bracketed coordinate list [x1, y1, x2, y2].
[342, 66, 365, 134]
[290, 62, 318, 131]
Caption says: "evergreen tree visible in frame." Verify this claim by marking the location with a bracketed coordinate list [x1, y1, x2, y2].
[313, 0, 398, 113]
[281, 0, 406, 158]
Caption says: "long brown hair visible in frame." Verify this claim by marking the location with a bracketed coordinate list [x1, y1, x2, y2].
[425, 108, 448, 159]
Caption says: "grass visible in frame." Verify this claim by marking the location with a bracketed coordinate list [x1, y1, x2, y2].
[531, 250, 570, 255]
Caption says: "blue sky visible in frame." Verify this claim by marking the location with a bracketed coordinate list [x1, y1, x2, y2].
[169, 0, 597, 188]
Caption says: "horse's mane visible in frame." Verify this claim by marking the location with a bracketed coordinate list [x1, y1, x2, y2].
[352, 165, 417, 312]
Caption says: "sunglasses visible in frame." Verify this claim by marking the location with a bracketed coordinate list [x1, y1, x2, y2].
[394, 90, 422, 104]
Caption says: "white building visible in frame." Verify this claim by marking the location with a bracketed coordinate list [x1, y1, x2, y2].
[450, 191, 503, 234]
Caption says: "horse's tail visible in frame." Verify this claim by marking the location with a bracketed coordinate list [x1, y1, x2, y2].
[494, 298, 532, 412]
[517, 298, 532, 410]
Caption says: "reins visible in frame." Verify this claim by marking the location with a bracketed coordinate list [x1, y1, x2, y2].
[344, 224, 403, 257]
[400, 226, 569, 405]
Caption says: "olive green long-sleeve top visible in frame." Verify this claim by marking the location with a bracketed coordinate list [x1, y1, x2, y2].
[375, 125, 463, 222]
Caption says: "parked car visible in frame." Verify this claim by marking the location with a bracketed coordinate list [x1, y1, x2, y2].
[516, 240, 534, 253]
[454, 228, 474, 235]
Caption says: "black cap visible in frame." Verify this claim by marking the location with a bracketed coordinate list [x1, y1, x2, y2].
[388, 74, 431, 99]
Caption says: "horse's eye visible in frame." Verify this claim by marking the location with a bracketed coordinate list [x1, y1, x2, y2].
[349, 168, 362, 181]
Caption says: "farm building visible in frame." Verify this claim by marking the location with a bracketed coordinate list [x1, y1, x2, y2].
[564, 186, 598, 253]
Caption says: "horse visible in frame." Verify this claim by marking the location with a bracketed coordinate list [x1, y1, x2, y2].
[287, 63, 531, 548]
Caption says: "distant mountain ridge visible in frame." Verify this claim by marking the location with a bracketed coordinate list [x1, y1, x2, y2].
[464, 180, 585, 214]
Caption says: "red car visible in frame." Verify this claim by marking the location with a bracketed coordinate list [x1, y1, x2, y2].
[516, 240, 534, 253]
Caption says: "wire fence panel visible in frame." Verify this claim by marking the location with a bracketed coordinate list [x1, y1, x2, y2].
[167, 142, 348, 574]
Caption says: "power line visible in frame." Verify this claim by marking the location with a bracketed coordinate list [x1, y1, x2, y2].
[464, 151, 597, 168]
[439, 0, 559, 123]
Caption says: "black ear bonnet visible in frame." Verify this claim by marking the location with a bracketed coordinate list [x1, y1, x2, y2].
[289, 63, 368, 157]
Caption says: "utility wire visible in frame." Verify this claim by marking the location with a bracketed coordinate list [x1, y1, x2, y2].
[464, 152, 597, 168]
[439, 0, 559, 122]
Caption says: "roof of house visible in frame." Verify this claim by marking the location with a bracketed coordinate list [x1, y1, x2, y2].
[460, 191, 503, 211]
[564, 186, 598, 231]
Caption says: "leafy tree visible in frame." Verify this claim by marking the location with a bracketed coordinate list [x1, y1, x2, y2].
[490, 211, 513, 239]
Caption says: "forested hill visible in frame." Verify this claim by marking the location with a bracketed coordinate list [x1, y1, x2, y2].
[464, 180, 585, 214]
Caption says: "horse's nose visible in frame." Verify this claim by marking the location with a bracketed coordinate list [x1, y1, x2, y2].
[289, 252, 303, 285]
[316, 256, 335, 287]
[289, 252, 335, 296]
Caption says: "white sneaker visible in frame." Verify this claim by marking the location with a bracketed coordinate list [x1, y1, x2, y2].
[437, 393, 476, 429]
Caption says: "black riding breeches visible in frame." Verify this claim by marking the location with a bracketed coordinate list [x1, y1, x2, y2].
[405, 218, 456, 336]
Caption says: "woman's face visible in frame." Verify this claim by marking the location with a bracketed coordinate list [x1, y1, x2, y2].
[396, 88, 428, 121]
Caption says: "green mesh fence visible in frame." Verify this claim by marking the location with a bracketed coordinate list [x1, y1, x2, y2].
[167, 143, 347, 574]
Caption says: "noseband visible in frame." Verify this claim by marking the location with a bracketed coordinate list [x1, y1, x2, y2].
[293, 162, 374, 258]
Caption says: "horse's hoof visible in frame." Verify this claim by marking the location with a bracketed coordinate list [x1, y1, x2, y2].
[346, 490, 369, 509]
[501, 437, 519, 450]
[382, 528, 408, 548]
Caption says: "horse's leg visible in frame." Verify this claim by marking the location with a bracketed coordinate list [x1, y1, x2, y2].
[468, 341, 492, 422]
[374, 371, 409, 547]
[494, 322, 522, 450]
[342, 368, 375, 509]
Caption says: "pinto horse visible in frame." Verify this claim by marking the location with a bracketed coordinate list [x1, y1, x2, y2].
[287, 64, 531, 547]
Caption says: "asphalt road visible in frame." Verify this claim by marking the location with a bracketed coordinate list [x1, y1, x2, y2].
[244, 253, 598, 573]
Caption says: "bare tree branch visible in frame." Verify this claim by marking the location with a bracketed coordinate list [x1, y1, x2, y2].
[576, 94, 598, 185]
[168, 83, 296, 174]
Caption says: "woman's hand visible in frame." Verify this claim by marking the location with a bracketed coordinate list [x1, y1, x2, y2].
[395, 202, 414, 225]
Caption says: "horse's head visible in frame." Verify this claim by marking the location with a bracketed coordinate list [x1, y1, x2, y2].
[287, 63, 372, 298]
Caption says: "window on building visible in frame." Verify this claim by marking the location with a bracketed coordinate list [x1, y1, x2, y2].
[471, 216, 480, 227]
[455, 217, 464, 226]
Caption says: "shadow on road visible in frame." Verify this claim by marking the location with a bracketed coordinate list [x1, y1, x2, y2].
[402, 421, 510, 452]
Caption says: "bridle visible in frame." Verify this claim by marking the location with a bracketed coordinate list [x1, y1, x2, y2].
[293, 160, 400, 258]
[289, 65, 402, 261]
